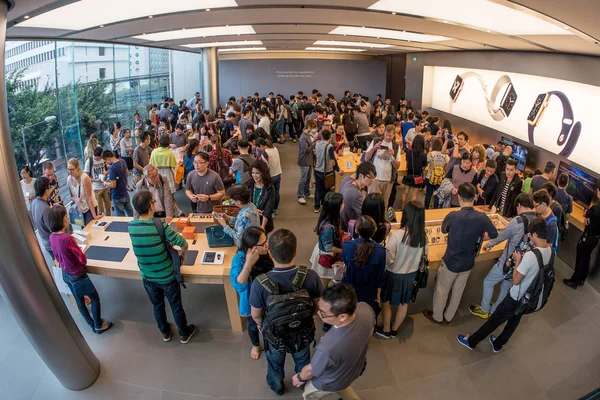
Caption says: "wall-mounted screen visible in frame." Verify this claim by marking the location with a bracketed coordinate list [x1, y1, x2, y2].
[556, 161, 597, 208]
[501, 136, 528, 172]
[423, 66, 600, 174]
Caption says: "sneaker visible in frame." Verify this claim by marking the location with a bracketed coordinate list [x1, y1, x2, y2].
[293, 139, 297, 143]
[375, 327, 391, 339]
[563, 278, 582, 289]
[274, 209, 279, 215]
[489, 335, 500, 353]
[298, 197, 307, 205]
[314, 208, 320, 213]
[180, 324, 197, 344]
[469, 304, 490, 319]
[457, 334, 474, 351]
[390, 329, 398, 338]
[84, 296, 91, 306]
[162, 332, 172, 342]
[307, 194, 315, 199]
[95, 321, 113, 334]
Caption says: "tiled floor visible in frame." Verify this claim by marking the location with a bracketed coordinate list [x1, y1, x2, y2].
[1, 142, 600, 399]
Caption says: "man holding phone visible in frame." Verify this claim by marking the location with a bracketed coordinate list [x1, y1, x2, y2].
[443, 131, 470, 172]
[185, 152, 225, 213]
[364, 125, 401, 209]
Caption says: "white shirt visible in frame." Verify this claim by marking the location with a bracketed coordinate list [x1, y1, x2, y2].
[366, 139, 401, 182]
[265, 147, 283, 177]
[510, 246, 552, 300]
[146, 180, 164, 213]
[259, 117, 271, 135]
[20, 178, 36, 210]
[386, 229, 424, 274]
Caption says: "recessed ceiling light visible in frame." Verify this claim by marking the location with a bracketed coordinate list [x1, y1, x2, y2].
[183, 40, 263, 48]
[218, 47, 266, 53]
[391, 12, 396, 15]
[206, 8, 210, 11]
[24, 15, 30, 19]
[148, 15, 153, 19]
[133, 25, 255, 41]
[443, 20, 448, 23]
[100, 25, 104, 28]
[368, 0, 572, 35]
[314, 40, 393, 48]
[330, 26, 450, 42]
[18, 0, 237, 30]
[305, 47, 365, 53]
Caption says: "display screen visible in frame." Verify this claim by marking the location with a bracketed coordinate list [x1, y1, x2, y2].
[501, 136, 528, 172]
[202, 252, 216, 263]
[500, 83, 518, 117]
[449, 75, 464, 101]
[556, 161, 597, 207]
[527, 93, 548, 124]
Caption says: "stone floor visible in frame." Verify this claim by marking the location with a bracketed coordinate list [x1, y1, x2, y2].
[1, 142, 600, 399]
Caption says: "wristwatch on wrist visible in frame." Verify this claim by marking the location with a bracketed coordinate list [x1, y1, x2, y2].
[296, 374, 306, 383]
[449, 73, 517, 121]
[208, 194, 211, 201]
[527, 91, 582, 158]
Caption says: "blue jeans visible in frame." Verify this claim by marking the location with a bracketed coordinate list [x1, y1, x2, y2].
[113, 195, 133, 217]
[480, 263, 512, 314]
[142, 278, 190, 336]
[62, 271, 103, 330]
[272, 174, 281, 211]
[297, 165, 312, 199]
[265, 346, 311, 395]
[424, 180, 440, 209]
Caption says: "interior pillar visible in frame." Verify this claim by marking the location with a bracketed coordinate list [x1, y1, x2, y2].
[202, 47, 220, 114]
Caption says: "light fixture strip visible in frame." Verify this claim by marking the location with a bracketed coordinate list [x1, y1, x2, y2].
[305, 47, 365, 53]
[218, 47, 267, 52]
[133, 25, 256, 42]
[183, 40, 263, 48]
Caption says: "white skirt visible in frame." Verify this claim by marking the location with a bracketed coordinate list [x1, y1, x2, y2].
[310, 243, 345, 280]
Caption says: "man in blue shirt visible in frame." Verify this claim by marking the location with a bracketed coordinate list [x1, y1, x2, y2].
[423, 183, 498, 324]
[102, 150, 133, 216]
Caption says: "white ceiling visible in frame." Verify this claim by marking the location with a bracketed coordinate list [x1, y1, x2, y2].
[5, 0, 600, 56]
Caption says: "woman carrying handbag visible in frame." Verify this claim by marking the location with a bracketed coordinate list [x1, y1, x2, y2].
[401, 134, 428, 210]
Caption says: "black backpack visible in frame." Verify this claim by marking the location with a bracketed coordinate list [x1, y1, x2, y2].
[257, 265, 315, 353]
[514, 248, 555, 315]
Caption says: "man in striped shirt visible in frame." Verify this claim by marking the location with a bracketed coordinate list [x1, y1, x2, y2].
[129, 190, 196, 344]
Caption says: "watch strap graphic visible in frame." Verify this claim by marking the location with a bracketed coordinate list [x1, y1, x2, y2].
[486, 75, 512, 121]
[449, 72, 488, 112]
[527, 91, 581, 158]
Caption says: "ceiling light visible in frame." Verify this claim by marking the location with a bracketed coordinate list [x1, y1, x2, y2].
[206, 8, 210, 11]
[218, 47, 266, 53]
[313, 40, 393, 49]
[329, 26, 450, 42]
[100, 25, 104, 28]
[133, 25, 255, 41]
[183, 40, 263, 48]
[148, 15, 153, 19]
[24, 15, 30, 19]
[305, 47, 365, 53]
[368, 0, 572, 35]
[391, 12, 396, 15]
[18, 0, 237, 31]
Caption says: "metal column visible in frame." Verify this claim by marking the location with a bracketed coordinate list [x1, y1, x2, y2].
[0, 0, 100, 390]
[201, 47, 220, 114]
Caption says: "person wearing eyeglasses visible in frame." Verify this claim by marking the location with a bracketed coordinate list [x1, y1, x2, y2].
[532, 189, 559, 255]
[185, 152, 225, 213]
[135, 164, 175, 218]
[292, 284, 374, 400]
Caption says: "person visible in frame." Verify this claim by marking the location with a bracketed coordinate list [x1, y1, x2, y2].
[474, 159, 499, 206]
[42, 161, 63, 205]
[48, 205, 112, 334]
[471, 144, 487, 174]
[555, 172, 574, 218]
[489, 159, 523, 218]
[215, 184, 260, 248]
[66, 158, 101, 225]
[230, 227, 274, 360]
[208, 134, 233, 180]
[230, 139, 256, 184]
[404, 119, 425, 148]
[110, 124, 122, 158]
[565, 184, 600, 288]
[297, 120, 316, 205]
[541, 182, 565, 252]
[494, 145, 512, 179]
[364, 125, 401, 209]
[445, 152, 478, 207]
[128, 190, 196, 343]
[182, 138, 200, 182]
[423, 183, 498, 324]
[359, 193, 391, 244]
[342, 216, 386, 314]
[120, 129, 135, 185]
[424, 138, 449, 209]
[313, 192, 345, 289]
[521, 170, 535, 194]
[532, 189, 559, 254]
[442, 131, 470, 172]
[261, 138, 283, 215]
[257, 109, 271, 138]
[249, 229, 323, 396]
[339, 162, 376, 232]
[402, 134, 427, 210]
[132, 131, 151, 186]
[314, 129, 341, 213]
[30, 177, 54, 259]
[401, 112, 416, 148]
[102, 150, 133, 217]
[149, 134, 178, 195]
[354, 103, 371, 150]
[185, 152, 225, 213]
[135, 164, 176, 218]
[378, 201, 426, 338]
[20, 165, 35, 211]
[530, 162, 556, 193]
[246, 160, 276, 233]
[85, 147, 111, 216]
[469, 193, 537, 319]
[292, 284, 374, 400]
[457, 217, 553, 353]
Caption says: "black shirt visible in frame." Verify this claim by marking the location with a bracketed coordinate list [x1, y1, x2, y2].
[585, 205, 600, 236]
[442, 207, 499, 272]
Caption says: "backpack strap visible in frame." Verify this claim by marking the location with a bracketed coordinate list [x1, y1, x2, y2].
[532, 248, 544, 271]
[292, 265, 309, 291]
[257, 273, 279, 295]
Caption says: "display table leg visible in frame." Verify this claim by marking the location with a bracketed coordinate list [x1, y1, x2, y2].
[223, 279, 244, 333]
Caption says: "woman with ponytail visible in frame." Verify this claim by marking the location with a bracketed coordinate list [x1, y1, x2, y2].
[341, 215, 386, 315]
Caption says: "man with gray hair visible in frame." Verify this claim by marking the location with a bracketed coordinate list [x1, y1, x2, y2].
[135, 164, 175, 218]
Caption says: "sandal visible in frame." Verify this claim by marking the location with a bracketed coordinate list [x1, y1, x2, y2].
[250, 345, 261, 360]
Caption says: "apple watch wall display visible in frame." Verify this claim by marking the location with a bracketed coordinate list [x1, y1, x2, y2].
[449, 72, 517, 121]
[527, 91, 581, 158]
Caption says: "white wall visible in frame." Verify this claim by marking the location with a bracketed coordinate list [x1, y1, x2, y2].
[170, 50, 202, 102]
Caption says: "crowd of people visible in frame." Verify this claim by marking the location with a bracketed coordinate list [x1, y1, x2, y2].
[24, 88, 600, 399]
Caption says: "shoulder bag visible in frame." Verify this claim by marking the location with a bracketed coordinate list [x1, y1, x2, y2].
[322, 143, 336, 190]
[152, 218, 186, 288]
[411, 245, 429, 302]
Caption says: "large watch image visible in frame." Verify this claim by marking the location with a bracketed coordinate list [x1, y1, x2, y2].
[527, 91, 581, 158]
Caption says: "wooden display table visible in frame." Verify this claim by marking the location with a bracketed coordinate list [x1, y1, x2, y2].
[393, 205, 509, 268]
[335, 152, 407, 191]
[569, 203, 586, 231]
[81, 216, 243, 332]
